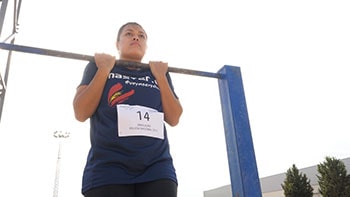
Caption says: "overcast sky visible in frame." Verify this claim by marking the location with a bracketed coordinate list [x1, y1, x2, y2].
[1, 0, 349, 196]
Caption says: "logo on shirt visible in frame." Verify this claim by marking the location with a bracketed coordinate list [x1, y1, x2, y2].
[108, 83, 135, 106]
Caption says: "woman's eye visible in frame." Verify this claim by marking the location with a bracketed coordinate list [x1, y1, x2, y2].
[125, 32, 132, 36]
[139, 34, 146, 39]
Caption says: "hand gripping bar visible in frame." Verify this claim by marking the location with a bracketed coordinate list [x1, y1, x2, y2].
[0, 42, 222, 79]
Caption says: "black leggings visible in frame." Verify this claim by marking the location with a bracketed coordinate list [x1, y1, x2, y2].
[84, 179, 177, 197]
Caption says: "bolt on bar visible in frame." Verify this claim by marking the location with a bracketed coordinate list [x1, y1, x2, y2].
[0, 42, 222, 79]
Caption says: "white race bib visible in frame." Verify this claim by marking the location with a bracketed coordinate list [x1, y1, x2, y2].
[117, 104, 164, 139]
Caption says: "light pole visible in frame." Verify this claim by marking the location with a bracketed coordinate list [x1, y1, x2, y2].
[53, 131, 70, 197]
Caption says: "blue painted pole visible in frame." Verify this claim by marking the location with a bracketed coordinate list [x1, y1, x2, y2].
[217, 65, 262, 197]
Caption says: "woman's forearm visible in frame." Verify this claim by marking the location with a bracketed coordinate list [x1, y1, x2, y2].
[73, 69, 110, 122]
[156, 76, 183, 126]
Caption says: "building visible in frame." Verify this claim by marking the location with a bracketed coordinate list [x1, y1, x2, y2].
[204, 157, 350, 197]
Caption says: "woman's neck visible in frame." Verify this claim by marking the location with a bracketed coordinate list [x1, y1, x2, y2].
[119, 57, 142, 63]
[118, 58, 143, 70]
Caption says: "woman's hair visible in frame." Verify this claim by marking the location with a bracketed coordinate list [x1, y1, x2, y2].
[117, 22, 146, 41]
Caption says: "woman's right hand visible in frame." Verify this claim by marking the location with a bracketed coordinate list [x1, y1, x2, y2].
[94, 53, 116, 73]
[73, 53, 116, 122]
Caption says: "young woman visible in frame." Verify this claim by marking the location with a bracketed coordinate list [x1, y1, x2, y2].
[73, 22, 182, 197]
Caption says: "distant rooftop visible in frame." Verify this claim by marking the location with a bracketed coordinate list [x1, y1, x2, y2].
[204, 157, 350, 196]
[261, 157, 350, 193]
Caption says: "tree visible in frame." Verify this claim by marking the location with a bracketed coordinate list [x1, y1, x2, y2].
[281, 164, 314, 197]
[317, 156, 350, 197]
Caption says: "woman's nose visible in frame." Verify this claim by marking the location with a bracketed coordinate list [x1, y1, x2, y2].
[133, 36, 139, 41]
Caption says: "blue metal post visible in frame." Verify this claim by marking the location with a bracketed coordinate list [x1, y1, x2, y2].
[217, 65, 262, 197]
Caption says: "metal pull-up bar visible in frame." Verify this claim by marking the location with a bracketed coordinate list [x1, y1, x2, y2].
[0, 42, 222, 79]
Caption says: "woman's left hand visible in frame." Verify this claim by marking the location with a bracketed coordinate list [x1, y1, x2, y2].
[149, 61, 168, 79]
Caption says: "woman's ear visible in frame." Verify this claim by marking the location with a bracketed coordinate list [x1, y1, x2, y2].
[116, 41, 120, 51]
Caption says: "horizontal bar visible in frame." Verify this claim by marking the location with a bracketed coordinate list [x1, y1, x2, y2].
[0, 42, 222, 79]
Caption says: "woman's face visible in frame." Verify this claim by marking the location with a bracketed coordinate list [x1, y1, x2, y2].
[117, 24, 147, 62]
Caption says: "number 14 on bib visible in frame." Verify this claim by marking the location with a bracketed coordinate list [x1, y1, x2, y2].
[117, 104, 165, 139]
